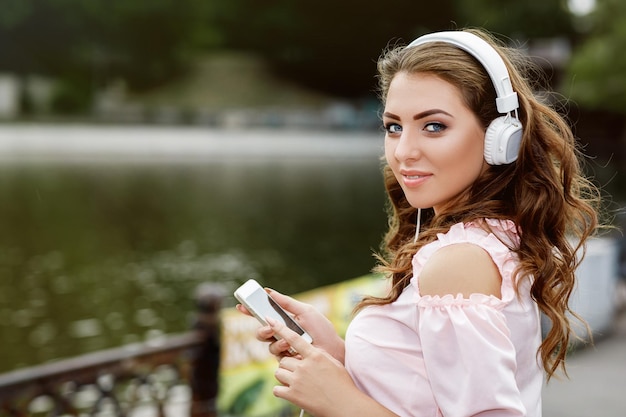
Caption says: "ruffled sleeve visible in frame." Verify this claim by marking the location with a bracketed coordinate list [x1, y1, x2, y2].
[419, 298, 526, 416]
[413, 220, 527, 416]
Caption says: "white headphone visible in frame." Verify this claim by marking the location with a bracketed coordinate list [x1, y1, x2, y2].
[407, 31, 523, 165]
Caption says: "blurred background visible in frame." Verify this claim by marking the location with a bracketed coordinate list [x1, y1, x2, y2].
[0, 0, 624, 387]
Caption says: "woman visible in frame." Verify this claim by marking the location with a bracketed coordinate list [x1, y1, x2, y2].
[237, 28, 600, 416]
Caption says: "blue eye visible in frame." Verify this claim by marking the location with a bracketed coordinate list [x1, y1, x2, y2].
[425, 122, 446, 133]
[384, 123, 402, 134]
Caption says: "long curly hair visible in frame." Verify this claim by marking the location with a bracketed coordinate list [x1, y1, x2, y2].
[357, 28, 601, 380]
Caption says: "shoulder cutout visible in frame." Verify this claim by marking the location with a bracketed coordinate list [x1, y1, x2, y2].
[418, 243, 502, 298]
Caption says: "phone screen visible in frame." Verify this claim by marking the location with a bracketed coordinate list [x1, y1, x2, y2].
[247, 287, 306, 336]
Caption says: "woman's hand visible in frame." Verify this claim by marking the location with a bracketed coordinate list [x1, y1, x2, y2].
[236, 288, 345, 363]
[268, 317, 399, 417]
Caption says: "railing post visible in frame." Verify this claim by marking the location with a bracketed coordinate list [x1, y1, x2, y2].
[190, 283, 225, 417]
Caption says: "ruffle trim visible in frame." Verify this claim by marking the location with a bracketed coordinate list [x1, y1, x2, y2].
[412, 219, 519, 308]
[416, 292, 504, 309]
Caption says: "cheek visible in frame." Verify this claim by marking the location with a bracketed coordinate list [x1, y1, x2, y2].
[461, 125, 485, 160]
[462, 142, 484, 169]
[443, 133, 485, 179]
[467, 150, 486, 183]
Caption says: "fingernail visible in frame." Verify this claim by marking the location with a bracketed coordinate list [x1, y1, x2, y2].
[266, 316, 277, 326]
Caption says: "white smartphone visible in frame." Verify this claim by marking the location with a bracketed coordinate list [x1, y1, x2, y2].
[234, 279, 313, 344]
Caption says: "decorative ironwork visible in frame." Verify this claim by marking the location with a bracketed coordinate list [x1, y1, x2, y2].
[0, 283, 224, 417]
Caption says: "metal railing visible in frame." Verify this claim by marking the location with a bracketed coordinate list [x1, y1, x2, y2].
[0, 284, 225, 417]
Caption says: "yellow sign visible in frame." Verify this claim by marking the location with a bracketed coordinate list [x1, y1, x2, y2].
[218, 275, 387, 416]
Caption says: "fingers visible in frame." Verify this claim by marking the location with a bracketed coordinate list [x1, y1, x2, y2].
[254, 324, 296, 358]
[272, 384, 290, 400]
[278, 355, 299, 371]
[266, 289, 310, 316]
[266, 316, 313, 357]
[256, 324, 275, 341]
[272, 339, 294, 357]
[274, 356, 295, 385]
[235, 304, 250, 316]
[237, 303, 296, 359]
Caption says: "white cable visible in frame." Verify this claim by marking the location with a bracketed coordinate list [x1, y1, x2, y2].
[299, 409, 305, 417]
[414, 208, 422, 243]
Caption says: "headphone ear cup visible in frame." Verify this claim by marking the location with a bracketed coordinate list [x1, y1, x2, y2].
[484, 116, 523, 165]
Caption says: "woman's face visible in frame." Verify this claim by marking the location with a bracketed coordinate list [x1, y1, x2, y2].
[383, 72, 487, 214]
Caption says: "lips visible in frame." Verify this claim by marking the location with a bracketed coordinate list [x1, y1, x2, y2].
[401, 169, 431, 178]
[400, 169, 432, 187]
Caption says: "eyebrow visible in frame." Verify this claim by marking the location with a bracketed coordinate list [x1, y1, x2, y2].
[383, 109, 453, 121]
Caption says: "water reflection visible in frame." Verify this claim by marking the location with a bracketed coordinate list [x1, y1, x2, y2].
[0, 127, 386, 372]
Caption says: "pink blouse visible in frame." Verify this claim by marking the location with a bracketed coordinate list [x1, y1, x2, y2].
[345, 219, 543, 416]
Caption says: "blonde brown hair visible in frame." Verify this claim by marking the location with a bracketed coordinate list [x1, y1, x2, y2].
[359, 28, 600, 380]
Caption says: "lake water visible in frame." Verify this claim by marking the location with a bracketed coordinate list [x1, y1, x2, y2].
[0, 124, 387, 373]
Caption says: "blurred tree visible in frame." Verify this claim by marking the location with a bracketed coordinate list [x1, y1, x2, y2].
[212, 0, 457, 98]
[559, 0, 626, 171]
[0, 0, 579, 110]
[563, 0, 626, 114]
[83, 0, 216, 90]
[212, 0, 576, 98]
[0, 0, 215, 112]
[453, 0, 575, 40]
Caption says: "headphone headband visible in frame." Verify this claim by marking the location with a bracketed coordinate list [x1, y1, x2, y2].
[407, 31, 519, 115]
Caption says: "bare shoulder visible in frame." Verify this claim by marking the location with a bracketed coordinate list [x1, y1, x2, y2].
[418, 243, 502, 298]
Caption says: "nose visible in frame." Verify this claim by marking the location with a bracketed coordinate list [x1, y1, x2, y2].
[393, 129, 421, 162]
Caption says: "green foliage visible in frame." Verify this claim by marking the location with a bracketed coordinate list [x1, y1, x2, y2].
[563, 0, 626, 113]
[453, 0, 574, 39]
[82, 0, 216, 90]
[0, 0, 215, 108]
[50, 79, 92, 114]
[212, 0, 575, 98]
[212, 0, 458, 97]
[0, 0, 579, 108]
